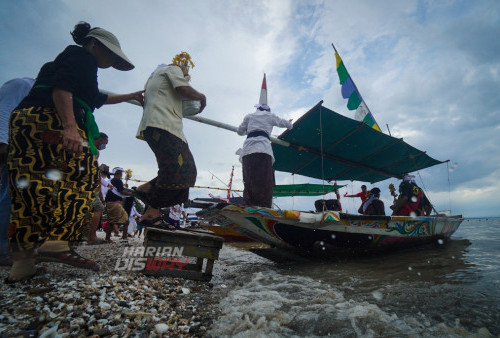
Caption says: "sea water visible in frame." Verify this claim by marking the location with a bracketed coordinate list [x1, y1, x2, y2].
[208, 218, 500, 337]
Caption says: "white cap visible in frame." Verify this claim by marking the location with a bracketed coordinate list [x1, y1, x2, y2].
[403, 175, 415, 183]
[112, 167, 124, 174]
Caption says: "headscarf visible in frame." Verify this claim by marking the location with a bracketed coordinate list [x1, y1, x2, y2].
[362, 187, 381, 213]
[254, 104, 270, 111]
[403, 175, 416, 183]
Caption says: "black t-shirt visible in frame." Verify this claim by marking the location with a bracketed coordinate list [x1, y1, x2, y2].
[399, 182, 420, 200]
[105, 177, 125, 202]
[19, 45, 107, 129]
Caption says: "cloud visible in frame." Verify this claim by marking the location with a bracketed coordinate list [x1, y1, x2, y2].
[1, 0, 499, 217]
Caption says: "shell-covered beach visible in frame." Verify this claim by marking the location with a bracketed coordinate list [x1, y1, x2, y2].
[0, 233, 226, 337]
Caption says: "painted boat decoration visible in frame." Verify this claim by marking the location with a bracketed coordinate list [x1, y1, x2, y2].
[200, 224, 254, 242]
[197, 203, 463, 254]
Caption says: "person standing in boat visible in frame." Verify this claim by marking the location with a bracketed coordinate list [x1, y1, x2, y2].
[237, 76, 293, 208]
[345, 185, 368, 203]
[390, 175, 423, 216]
[134, 52, 206, 226]
[6, 22, 143, 283]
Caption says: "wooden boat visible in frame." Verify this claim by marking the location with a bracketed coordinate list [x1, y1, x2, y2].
[200, 224, 254, 242]
[197, 99, 464, 255]
[198, 203, 463, 255]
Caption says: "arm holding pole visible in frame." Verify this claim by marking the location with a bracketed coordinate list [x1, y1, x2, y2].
[100, 89, 290, 147]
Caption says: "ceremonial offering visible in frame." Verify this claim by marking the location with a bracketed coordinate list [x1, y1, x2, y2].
[182, 99, 201, 116]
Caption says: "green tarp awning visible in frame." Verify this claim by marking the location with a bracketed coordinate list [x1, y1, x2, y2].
[272, 101, 443, 183]
[273, 183, 345, 197]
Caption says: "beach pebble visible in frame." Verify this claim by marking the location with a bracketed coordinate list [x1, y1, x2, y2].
[155, 323, 169, 333]
[93, 327, 111, 336]
[70, 318, 84, 326]
[0, 234, 222, 336]
[97, 319, 108, 325]
[99, 301, 111, 310]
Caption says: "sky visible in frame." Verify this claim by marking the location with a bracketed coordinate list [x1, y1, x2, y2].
[1, 0, 499, 218]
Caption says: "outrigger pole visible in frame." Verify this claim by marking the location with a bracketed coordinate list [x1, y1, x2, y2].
[99, 89, 290, 148]
[101, 90, 400, 179]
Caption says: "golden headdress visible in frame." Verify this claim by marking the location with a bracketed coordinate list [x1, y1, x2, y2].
[172, 51, 195, 69]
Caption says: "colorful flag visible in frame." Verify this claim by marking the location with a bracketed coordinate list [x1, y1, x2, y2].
[334, 48, 381, 132]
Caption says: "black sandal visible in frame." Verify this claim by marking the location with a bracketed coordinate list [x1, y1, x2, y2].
[36, 249, 100, 271]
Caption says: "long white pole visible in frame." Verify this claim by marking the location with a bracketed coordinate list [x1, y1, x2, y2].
[100, 89, 290, 147]
[101, 90, 403, 179]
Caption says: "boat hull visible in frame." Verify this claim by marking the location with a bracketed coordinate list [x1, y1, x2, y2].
[201, 224, 254, 242]
[197, 203, 464, 255]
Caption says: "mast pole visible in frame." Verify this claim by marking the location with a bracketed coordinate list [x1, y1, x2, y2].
[227, 166, 234, 202]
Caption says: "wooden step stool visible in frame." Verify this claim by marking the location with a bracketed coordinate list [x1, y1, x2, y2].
[142, 228, 224, 281]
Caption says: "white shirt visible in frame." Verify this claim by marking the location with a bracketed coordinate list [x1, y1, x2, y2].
[169, 204, 184, 221]
[129, 205, 141, 222]
[0, 78, 34, 144]
[136, 65, 191, 143]
[100, 176, 111, 199]
[237, 109, 293, 162]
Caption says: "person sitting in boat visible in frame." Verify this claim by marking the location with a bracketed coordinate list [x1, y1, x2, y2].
[358, 187, 385, 215]
[237, 103, 293, 208]
[390, 175, 423, 216]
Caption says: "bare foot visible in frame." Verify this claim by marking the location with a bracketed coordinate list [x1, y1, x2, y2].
[38, 240, 69, 253]
[6, 250, 36, 283]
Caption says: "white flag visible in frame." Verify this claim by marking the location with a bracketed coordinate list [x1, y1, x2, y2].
[355, 101, 369, 122]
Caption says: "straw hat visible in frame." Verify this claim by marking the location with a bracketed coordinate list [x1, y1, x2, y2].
[86, 28, 134, 71]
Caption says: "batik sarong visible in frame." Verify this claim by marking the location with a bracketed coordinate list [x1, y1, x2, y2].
[105, 201, 128, 224]
[143, 127, 195, 209]
[8, 106, 98, 250]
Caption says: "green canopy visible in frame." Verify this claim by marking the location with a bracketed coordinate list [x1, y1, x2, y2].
[273, 183, 345, 197]
[272, 101, 444, 183]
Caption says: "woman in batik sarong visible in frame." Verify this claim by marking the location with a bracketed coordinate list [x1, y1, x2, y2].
[134, 52, 206, 226]
[6, 21, 144, 283]
[237, 104, 292, 208]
